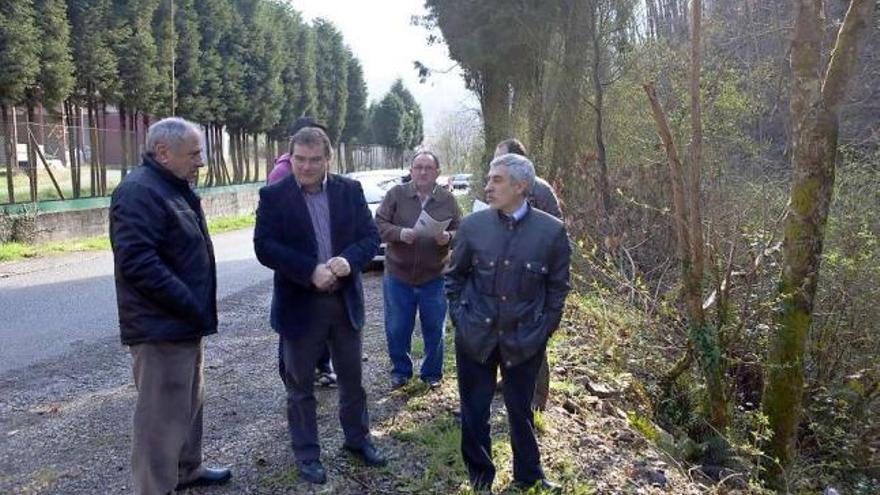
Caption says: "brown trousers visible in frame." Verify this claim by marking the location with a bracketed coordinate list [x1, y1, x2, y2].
[130, 339, 205, 495]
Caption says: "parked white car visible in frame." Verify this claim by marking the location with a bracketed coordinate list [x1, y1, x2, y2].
[344, 169, 410, 266]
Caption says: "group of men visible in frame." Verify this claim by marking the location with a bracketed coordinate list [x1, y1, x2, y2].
[109, 116, 571, 495]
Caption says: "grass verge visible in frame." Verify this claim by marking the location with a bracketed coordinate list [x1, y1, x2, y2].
[0, 213, 255, 263]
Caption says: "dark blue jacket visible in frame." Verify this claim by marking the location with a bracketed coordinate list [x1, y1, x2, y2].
[446, 206, 571, 367]
[110, 154, 218, 345]
[253, 174, 380, 337]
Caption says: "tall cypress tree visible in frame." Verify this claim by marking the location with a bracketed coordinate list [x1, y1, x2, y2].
[341, 54, 368, 144]
[0, 0, 40, 203]
[68, 0, 118, 105]
[371, 92, 407, 148]
[172, 0, 204, 120]
[114, 0, 161, 115]
[267, 3, 309, 144]
[293, 26, 318, 118]
[314, 18, 348, 143]
[0, 0, 39, 106]
[390, 79, 423, 149]
[30, 0, 75, 108]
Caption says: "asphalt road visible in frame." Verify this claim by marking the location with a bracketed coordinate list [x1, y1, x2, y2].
[0, 228, 271, 376]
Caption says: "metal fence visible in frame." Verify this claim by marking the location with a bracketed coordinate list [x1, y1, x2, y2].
[1, 118, 411, 206]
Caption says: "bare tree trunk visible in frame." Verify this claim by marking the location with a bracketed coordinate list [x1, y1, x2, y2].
[218, 126, 230, 185]
[253, 134, 260, 182]
[59, 102, 69, 169]
[480, 71, 512, 170]
[550, 0, 589, 181]
[99, 103, 108, 195]
[71, 102, 81, 198]
[2, 105, 15, 204]
[242, 131, 250, 183]
[686, 0, 728, 433]
[87, 98, 97, 197]
[587, 1, 612, 233]
[204, 124, 214, 187]
[120, 106, 129, 179]
[762, 0, 874, 487]
[25, 106, 38, 202]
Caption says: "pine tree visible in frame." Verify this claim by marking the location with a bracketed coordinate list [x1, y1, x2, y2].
[31, 0, 75, 108]
[0, 0, 40, 203]
[314, 18, 349, 143]
[172, 0, 204, 120]
[341, 54, 368, 144]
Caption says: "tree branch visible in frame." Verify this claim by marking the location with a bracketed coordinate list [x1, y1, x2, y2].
[821, 0, 875, 111]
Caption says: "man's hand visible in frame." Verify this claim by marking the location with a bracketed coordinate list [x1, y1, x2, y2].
[435, 230, 451, 246]
[400, 228, 417, 244]
[327, 256, 351, 277]
[311, 264, 337, 291]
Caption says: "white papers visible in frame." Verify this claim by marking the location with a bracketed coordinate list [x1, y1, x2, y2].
[472, 199, 490, 212]
[413, 209, 452, 237]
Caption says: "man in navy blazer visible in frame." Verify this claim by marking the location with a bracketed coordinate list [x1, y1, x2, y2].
[253, 127, 385, 485]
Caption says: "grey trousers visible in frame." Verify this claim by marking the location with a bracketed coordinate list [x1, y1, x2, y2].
[280, 292, 371, 461]
[130, 339, 205, 495]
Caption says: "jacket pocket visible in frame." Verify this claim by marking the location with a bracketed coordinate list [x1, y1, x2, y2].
[472, 254, 498, 295]
[518, 260, 548, 299]
[516, 311, 548, 355]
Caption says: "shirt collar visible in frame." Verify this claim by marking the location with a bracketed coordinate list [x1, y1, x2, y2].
[510, 200, 530, 222]
[497, 200, 530, 225]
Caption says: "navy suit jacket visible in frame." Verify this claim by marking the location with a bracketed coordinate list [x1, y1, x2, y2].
[253, 174, 380, 338]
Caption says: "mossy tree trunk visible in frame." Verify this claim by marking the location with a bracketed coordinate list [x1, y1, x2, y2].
[762, 0, 874, 489]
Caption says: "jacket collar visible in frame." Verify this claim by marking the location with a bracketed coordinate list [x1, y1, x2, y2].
[404, 180, 438, 200]
[142, 153, 193, 192]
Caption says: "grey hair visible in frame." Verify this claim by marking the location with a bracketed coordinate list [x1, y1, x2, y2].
[146, 117, 202, 153]
[490, 153, 535, 194]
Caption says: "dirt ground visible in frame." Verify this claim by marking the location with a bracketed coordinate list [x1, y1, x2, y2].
[0, 273, 715, 494]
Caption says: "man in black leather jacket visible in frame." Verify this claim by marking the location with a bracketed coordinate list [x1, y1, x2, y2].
[446, 153, 571, 493]
[110, 117, 230, 495]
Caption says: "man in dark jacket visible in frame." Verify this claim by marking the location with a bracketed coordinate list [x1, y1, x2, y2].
[268, 116, 336, 388]
[110, 117, 231, 495]
[253, 127, 386, 485]
[494, 138, 564, 411]
[446, 153, 571, 494]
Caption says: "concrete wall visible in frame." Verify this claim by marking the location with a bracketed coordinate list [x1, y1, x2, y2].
[27, 184, 260, 243]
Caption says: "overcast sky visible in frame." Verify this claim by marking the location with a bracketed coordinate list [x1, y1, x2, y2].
[289, 0, 478, 139]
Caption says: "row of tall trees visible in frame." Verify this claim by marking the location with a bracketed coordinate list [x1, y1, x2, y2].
[0, 0, 369, 201]
[424, 0, 876, 491]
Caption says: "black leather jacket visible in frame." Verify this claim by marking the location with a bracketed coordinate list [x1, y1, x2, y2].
[110, 154, 218, 345]
[445, 206, 571, 367]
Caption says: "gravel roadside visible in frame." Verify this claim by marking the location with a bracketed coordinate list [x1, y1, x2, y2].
[0, 272, 407, 495]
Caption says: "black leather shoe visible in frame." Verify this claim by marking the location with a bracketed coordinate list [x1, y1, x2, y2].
[343, 442, 388, 467]
[472, 483, 493, 494]
[513, 478, 562, 493]
[296, 459, 327, 484]
[175, 467, 232, 490]
[390, 375, 409, 390]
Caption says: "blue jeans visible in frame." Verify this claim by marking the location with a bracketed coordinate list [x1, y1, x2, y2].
[383, 274, 447, 382]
